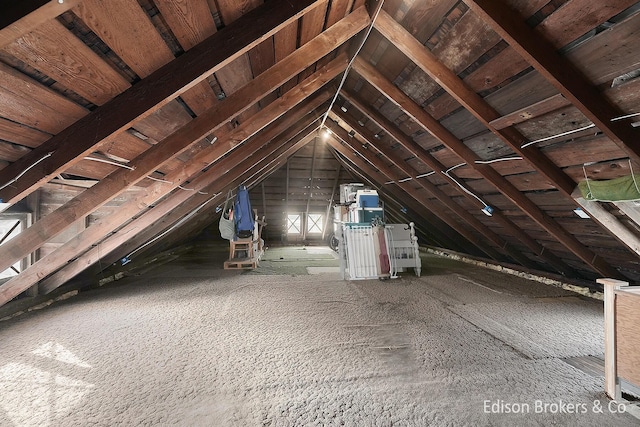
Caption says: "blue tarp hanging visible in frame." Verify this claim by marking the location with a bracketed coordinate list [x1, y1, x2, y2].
[234, 185, 254, 239]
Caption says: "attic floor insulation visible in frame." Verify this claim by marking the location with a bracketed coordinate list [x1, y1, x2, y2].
[0, 244, 638, 426]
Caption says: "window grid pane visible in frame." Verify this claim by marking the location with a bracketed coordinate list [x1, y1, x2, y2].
[307, 214, 323, 234]
[287, 214, 301, 234]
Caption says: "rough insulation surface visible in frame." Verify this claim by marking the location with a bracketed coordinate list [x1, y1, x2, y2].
[0, 246, 637, 426]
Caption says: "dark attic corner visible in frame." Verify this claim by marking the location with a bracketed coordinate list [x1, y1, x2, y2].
[1, 0, 640, 425]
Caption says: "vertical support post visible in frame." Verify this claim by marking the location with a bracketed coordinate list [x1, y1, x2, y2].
[597, 277, 629, 400]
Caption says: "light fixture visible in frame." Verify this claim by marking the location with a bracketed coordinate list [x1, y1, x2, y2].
[574, 207, 590, 219]
[321, 128, 332, 139]
[209, 135, 218, 144]
[482, 205, 494, 216]
[58, 0, 64, 4]
[341, 106, 348, 112]
[348, 130, 356, 138]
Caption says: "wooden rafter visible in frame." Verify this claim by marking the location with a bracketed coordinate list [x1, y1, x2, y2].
[0, 53, 345, 281]
[370, 12, 625, 279]
[464, 0, 640, 165]
[39, 117, 321, 294]
[326, 121, 506, 262]
[373, 9, 577, 196]
[328, 145, 473, 253]
[0, 0, 327, 204]
[0, 0, 82, 48]
[3, 98, 327, 303]
[340, 89, 577, 277]
[303, 137, 319, 240]
[330, 108, 537, 268]
[98, 115, 323, 278]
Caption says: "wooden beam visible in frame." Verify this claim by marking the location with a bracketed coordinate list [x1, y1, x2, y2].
[303, 137, 319, 240]
[464, 0, 640, 165]
[38, 118, 320, 294]
[9, 104, 325, 300]
[329, 146, 472, 253]
[97, 115, 322, 275]
[0, 0, 83, 49]
[373, 9, 577, 196]
[0, 56, 343, 284]
[322, 163, 341, 240]
[352, 57, 619, 278]
[331, 108, 539, 269]
[598, 277, 628, 400]
[367, 17, 625, 279]
[0, 0, 328, 204]
[326, 121, 506, 262]
[489, 94, 572, 130]
[573, 190, 640, 258]
[340, 89, 577, 276]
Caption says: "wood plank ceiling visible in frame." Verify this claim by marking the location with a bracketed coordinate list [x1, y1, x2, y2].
[0, 0, 640, 307]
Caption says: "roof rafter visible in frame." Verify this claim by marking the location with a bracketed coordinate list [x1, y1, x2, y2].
[326, 120, 507, 262]
[463, 0, 640, 165]
[369, 12, 625, 279]
[0, 0, 327, 204]
[339, 90, 578, 276]
[373, 9, 577, 196]
[0, 53, 345, 283]
[38, 115, 322, 295]
[0, 0, 82, 48]
[330, 108, 536, 268]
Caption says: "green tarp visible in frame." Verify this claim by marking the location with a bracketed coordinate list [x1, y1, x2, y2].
[577, 174, 640, 202]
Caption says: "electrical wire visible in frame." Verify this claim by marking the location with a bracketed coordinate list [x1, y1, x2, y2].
[442, 166, 489, 208]
[521, 124, 596, 148]
[415, 171, 435, 178]
[146, 175, 173, 184]
[85, 156, 135, 170]
[319, 0, 385, 131]
[611, 112, 640, 121]
[475, 156, 522, 164]
[0, 152, 54, 192]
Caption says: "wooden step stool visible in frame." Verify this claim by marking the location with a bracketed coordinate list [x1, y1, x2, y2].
[228, 238, 254, 260]
[224, 238, 255, 269]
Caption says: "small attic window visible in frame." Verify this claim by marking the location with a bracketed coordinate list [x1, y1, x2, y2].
[307, 214, 323, 234]
[0, 215, 28, 279]
[287, 214, 301, 234]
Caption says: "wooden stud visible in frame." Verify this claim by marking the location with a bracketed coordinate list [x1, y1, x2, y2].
[597, 277, 628, 400]
[0, 57, 342, 294]
[0, 0, 326, 204]
[12, 103, 326, 301]
[341, 89, 577, 277]
[464, 0, 640, 165]
[365, 16, 625, 279]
